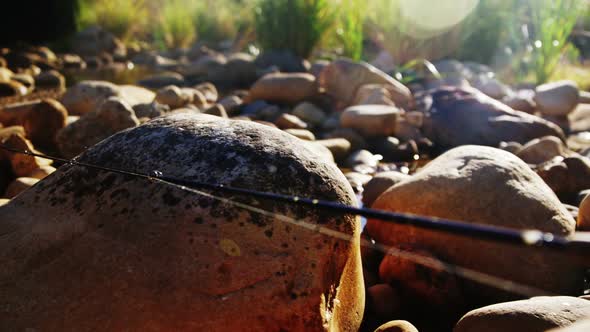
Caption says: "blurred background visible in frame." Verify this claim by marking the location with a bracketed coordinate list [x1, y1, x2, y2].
[1, 0, 589, 87]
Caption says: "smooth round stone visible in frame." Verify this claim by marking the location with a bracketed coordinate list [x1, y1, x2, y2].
[455, 296, 590, 332]
[340, 105, 404, 137]
[534, 80, 579, 116]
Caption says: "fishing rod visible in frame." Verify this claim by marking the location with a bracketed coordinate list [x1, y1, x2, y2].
[1, 144, 589, 253]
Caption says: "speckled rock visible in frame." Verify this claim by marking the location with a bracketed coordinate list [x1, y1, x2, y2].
[56, 97, 140, 158]
[249, 72, 318, 104]
[422, 87, 565, 149]
[23, 98, 68, 149]
[319, 59, 411, 108]
[534, 81, 580, 116]
[454, 296, 590, 332]
[366, 146, 582, 302]
[60, 80, 121, 115]
[362, 171, 411, 207]
[374, 320, 418, 332]
[0, 113, 364, 331]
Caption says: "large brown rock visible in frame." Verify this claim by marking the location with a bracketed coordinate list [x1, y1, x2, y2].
[454, 296, 590, 332]
[366, 146, 582, 302]
[422, 87, 565, 149]
[319, 59, 411, 108]
[0, 113, 364, 331]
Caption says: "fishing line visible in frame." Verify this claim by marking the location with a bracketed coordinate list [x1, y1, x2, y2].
[1, 144, 588, 251]
[171, 182, 555, 297]
[0, 144, 582, 296]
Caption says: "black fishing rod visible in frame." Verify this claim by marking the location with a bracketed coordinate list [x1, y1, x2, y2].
[1, 144, 589, 253]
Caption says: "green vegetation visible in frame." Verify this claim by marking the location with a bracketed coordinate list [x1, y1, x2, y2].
[254, 0, 337, 58]
[193, 0, 256, 43]
[334, 0, 365, 60]
[523, 0, 583, 83]
[76, 0, 148, 42]
[68, 0, 588, 87]
[155, 0, 197, 49]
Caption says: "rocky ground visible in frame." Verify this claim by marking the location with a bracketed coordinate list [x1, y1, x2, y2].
[0, 26, 590, 332]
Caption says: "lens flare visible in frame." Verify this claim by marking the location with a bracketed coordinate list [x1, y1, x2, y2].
[398, 0, 480, 39]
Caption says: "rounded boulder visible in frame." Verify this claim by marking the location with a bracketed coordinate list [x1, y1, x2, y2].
[0, 113, 364, 331]
[366, 145, 581, 302]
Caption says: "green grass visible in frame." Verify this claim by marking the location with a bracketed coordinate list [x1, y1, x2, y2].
[334, 0, 365, 60]
[76, 0, 148, 43]
[154, 0, 197, 49]
[193, 0, 256, 43]
[254, 0, 337, 58]
[526, 0, 584, 84]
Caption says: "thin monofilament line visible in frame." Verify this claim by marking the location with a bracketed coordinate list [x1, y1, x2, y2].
[0, 144, 567, 296]
[157, 177, 554, 298]
[1, 144, 587, 251]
